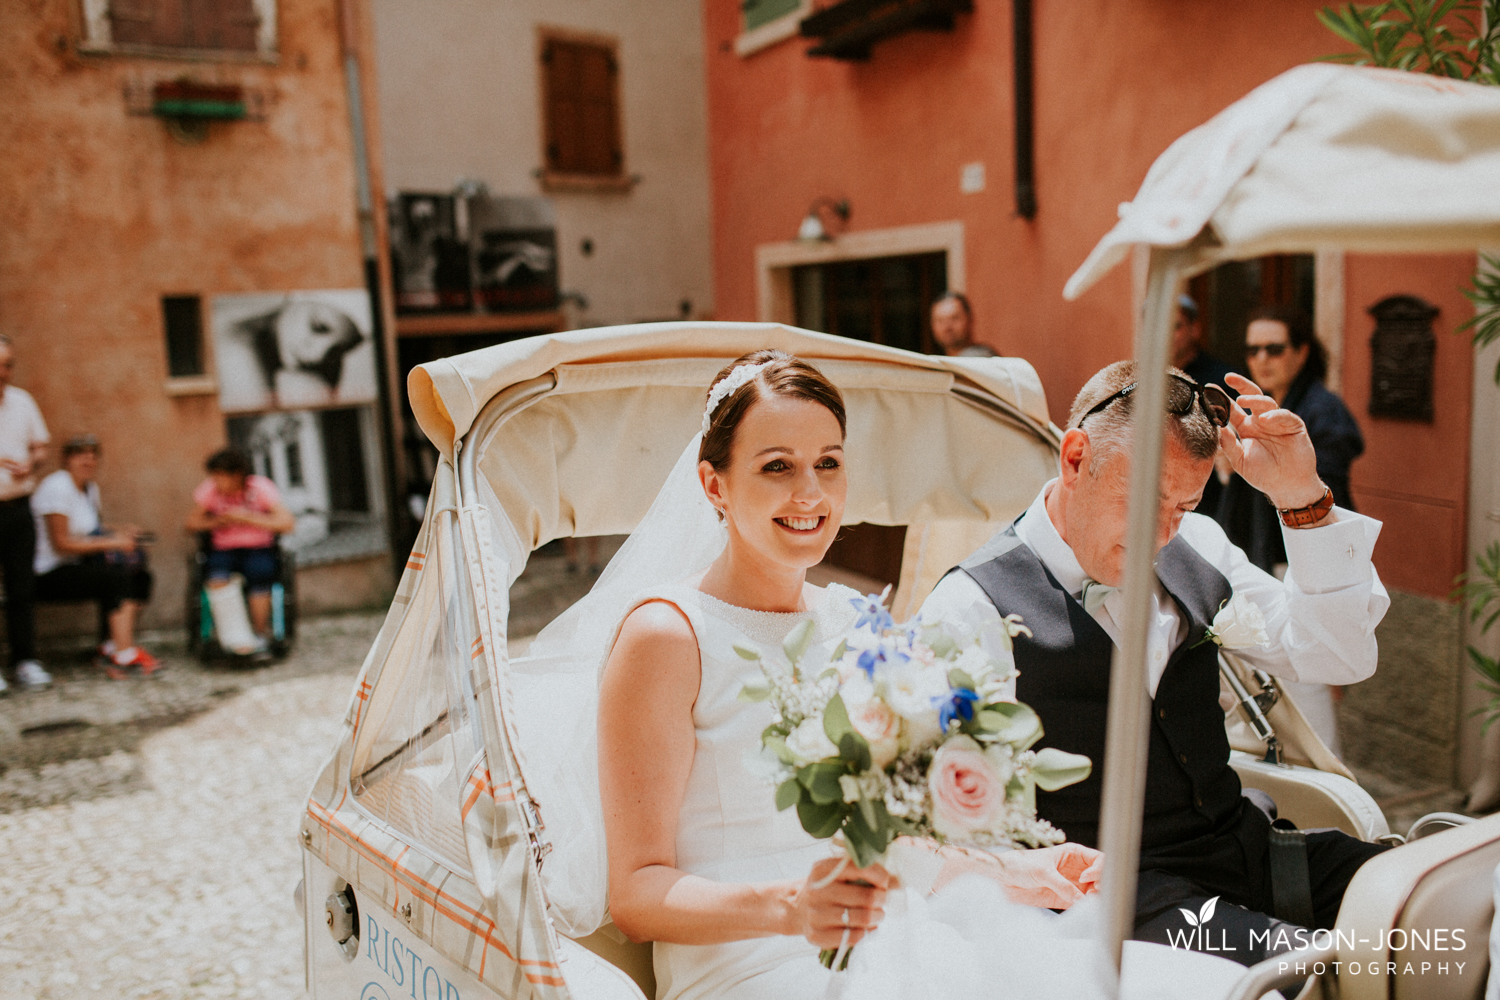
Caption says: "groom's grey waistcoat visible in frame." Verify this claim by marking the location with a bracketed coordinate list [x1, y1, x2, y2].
[958, 523, 1240, 853]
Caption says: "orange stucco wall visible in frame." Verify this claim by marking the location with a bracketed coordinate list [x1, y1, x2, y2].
[704, 0, 1476, 597]
[0, 0, 376, 626]
[1343, 254, 1475, 598]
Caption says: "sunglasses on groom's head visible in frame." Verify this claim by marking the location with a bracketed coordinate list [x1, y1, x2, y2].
[1079, 373, 1233, 430]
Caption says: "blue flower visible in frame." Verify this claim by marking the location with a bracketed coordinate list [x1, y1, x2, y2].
[855, 641, 907, 677]
[849, 593, 894, 634]
[936, 687, 980, 733]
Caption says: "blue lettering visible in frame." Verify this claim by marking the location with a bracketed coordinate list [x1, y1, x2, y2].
[446, 981, 462, 1000]
[408, 950, 425, 998]
[367, 915, 381, 963]
[391, 937, 405, 986]
[423, 967, 442, 999]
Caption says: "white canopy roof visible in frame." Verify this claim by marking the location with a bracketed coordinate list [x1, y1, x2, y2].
[408, 322, 1051, 458]
[1065, 64, 1500, 300]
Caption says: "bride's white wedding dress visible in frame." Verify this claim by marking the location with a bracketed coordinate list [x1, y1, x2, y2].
[523, 436, 1264, 1000]
[639, 580, 1260, 1000]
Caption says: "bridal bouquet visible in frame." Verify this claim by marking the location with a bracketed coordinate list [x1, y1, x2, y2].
[738, 591, 1092, 873]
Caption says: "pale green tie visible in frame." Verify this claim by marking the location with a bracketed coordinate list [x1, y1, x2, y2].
[1080, 579, 1115, 615]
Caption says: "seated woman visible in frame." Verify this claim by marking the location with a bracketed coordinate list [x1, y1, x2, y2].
[32, 434, 156, 675]
[184, 447, 295, 655]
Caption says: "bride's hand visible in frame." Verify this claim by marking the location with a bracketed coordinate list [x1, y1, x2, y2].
[789, 857, 893, 949]
[992, 843, 1103, 909]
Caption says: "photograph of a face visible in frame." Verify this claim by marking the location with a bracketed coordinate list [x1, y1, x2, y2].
[212, 290, 376, 414]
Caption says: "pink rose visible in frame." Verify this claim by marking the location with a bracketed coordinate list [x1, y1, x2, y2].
[848, 699, 901, 769]
[928, 736, 1004, 838]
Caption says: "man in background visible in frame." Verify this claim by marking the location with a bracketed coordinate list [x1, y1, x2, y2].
[0, 335, 52, 693]
[1174, 294, 1237, 514]
[930, 292, 996, 357]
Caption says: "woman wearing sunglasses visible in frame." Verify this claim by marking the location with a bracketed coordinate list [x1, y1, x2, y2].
[1217, 304, 1363, 575]
[1216, 304, 1364, 758]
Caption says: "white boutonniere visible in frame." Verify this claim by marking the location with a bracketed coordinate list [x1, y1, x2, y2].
[1191, 592, 1270, 650]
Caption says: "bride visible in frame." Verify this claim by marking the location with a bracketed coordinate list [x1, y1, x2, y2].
[583, 350, 1261, 1000]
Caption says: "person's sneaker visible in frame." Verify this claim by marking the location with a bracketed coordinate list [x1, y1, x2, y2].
[14, 660, 52, 690]
[113, 647, 164, 677]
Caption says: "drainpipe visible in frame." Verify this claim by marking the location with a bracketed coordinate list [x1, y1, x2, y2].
[1013, 0, 1037, 219]
[337, 0, 408, 574]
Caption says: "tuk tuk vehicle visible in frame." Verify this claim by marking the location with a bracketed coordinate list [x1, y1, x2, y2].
[298, 63, 1500, 1000]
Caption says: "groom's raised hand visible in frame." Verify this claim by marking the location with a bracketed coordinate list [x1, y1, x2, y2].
[1215, 373, 1326, 511]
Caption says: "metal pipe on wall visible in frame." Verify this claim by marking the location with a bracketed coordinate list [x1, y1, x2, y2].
[337, 0, 408, 572]
[1012, 0, 1037, 219]
[1095, 246, 1190, 986]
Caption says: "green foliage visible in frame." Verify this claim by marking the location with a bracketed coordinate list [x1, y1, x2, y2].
[1317, 0, 1500, 82]
[1456, 542, 1500, 728]
[1459, 255, 1500, 383]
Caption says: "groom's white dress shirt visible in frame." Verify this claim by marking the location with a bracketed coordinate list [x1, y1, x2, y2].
[920, 480, 1390, 698]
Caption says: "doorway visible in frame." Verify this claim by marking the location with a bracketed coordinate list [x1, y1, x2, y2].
[1188, 253, 1315, 370]
[791, 252, 948, 354]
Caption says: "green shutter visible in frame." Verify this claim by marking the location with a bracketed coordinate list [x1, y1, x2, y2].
[743, 0, 802, 32]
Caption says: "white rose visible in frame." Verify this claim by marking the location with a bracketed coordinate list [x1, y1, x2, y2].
[786, 716, 839, 762]
[847, 697, 902, 769]
[1207, 593, 1270, 650]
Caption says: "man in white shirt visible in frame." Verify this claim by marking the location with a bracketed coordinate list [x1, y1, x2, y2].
[0, 335, 52, 693]
[922, 360, 1389, 967]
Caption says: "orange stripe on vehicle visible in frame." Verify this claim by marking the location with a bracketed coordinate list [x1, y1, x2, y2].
[527, 974, 567, 986]
[304, 800, 559, 973]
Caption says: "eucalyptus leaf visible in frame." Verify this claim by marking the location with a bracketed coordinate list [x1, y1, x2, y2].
[925, 631, 956, 658]
[738, 678, 772, 702]
[829, 639, 848, 662]
[775, 778, 803, 811]
[1031, 747, 1093, 791]
[986, 701, 1043, 750]
[799, 761, 846, 805]
[783, 618, 817, 667]
[733, 645, 762, 661]
[947, 668, 977, 692]
[797, 797, 845, 839]
[839, 731, 872, 771]
[763, 734, 798, 766]
[823, 693, 855, 745]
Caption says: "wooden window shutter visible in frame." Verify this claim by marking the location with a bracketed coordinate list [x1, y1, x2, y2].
[187, 0, 260, 52]
[108, 0, 179, 48]
[542, 37, 622, 177]
[107, 0, 259, 52]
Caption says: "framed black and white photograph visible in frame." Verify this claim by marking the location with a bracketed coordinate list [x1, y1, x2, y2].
[390, 192, 472, 314]
[211, 290, 376, 414]
[468, 194, 559, 313]
[225, 405, 387, 564]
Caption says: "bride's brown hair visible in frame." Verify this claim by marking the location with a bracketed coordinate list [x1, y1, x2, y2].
[699, 350, 846, 472]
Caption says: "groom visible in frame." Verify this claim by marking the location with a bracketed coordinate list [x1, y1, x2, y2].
[921, 360, 1391, 965]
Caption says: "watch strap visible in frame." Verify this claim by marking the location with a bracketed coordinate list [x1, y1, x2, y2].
[1278, 487, 1334, 528]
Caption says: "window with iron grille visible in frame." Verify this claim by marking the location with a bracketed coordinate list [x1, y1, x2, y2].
[540, 34, 623, 179]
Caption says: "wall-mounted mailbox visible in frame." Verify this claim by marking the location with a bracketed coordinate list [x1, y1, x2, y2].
[1368, 294, 1437, 422]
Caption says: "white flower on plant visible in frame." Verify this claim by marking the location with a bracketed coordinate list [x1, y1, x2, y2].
[786, 716, 839, 762]
[882, 659, 948, 747]
[839, 770, 889, 805]
[1198, 593, 1270, 651]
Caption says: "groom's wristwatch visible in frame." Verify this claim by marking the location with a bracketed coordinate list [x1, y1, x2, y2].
[1277, 487, 1335, 528]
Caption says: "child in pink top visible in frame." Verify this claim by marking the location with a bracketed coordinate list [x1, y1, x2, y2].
[185, 448, 296, 650]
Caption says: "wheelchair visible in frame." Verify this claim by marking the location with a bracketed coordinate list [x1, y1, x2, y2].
[184, 533, 297, 661]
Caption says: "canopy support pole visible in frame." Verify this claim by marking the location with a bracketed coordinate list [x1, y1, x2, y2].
[1096, 245, 1191, 987]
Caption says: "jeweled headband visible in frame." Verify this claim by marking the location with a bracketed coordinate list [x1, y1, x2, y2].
[701, 361, 772, 436]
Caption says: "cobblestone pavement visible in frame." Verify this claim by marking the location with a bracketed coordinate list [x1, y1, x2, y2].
[0, 671, 352, 1000]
